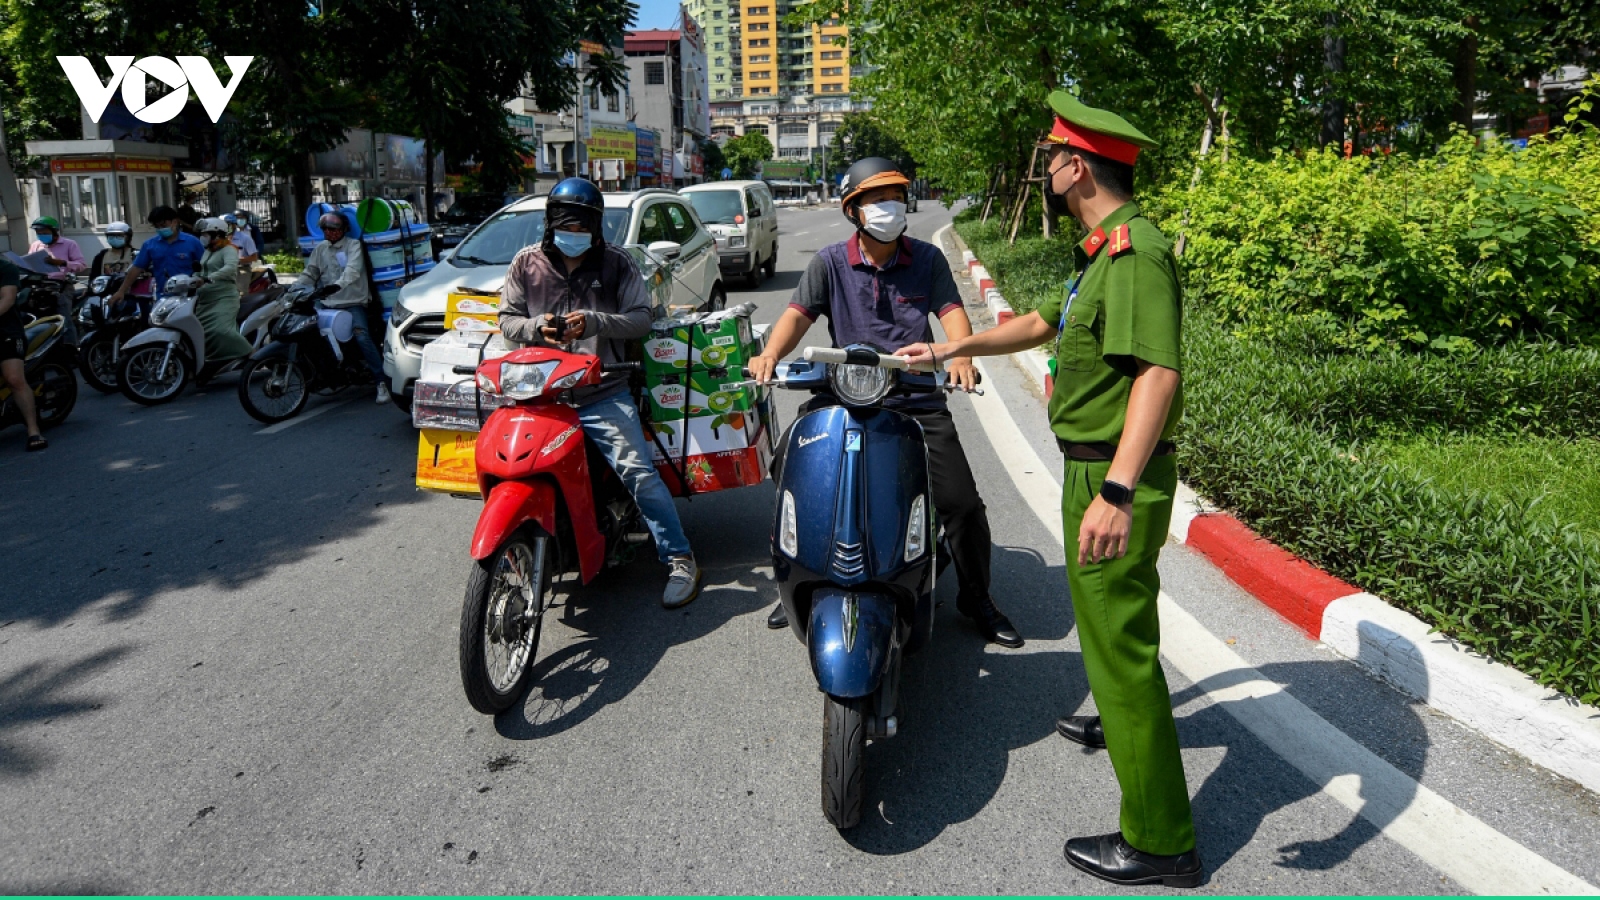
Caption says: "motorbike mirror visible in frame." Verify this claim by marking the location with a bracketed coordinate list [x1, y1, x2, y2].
[646, 240, 682, 263]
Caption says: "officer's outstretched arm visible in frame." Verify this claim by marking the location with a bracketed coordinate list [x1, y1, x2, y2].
[896, 310, 1055, 365]
[749, 306, 814, 383]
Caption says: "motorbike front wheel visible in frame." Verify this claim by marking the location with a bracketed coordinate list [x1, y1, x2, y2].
[822, 695, 867, 829]
[460, 529, 555, 714]
[78, 334, 121, 394]
[117, 344, 189, 406]
[238, 357, 310, 424]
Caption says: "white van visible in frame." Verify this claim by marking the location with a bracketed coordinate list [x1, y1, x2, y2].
[679, 181, 778, 288]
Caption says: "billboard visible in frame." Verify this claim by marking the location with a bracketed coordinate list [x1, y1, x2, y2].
[587, 126, 637, 162]
[636, 128, 658, 179]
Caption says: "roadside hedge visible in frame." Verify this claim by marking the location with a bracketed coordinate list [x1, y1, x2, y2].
[1149, 126, 1600, 350]
[953, 210, 1600, 705]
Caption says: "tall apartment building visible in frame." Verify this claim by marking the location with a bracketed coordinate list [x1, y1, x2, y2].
[684, 0, 869, 181]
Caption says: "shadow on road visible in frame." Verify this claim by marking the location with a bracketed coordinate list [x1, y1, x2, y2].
[0, 644, 133, 778]
[0, 388, 428, 628]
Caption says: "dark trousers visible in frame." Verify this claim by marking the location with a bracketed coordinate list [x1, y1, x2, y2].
[778, 397, 993, 603]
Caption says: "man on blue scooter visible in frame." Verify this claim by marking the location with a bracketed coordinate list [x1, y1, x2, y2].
[748, 157, 1023, 648]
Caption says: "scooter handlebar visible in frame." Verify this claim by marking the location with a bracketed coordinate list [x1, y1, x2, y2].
[803, 346, 911, 370]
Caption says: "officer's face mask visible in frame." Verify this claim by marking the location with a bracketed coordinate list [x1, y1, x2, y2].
[36, 232, 55, 245]
[552, 229, 592, 258]
[859, 200, 907, 242]
[156, 226, 176, 239]
[1045, 157, 1079, 219]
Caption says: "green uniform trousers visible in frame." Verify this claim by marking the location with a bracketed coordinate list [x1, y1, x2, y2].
[1062, 454, 1195, 855]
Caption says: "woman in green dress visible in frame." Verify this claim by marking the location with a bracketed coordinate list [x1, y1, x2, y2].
[194, 217, 253, 369]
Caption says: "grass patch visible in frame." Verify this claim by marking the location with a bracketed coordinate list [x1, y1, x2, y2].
[955, 210, 1069, 318]
[263, 251, 305, 274]
[1370, 436, 1600, 543]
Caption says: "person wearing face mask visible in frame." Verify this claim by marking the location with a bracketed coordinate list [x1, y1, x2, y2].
[90, 222, 136, 279]
[498, 177, 703, 611]
[233, 209, 265, 253]
[191, 217, 254, 375]
[111, 206, 206, 313]
[296, 211, 389, 404]
[28, 216, 86, 281]
[747, 157, 1023, 649]
[894, 92, 1199, 888]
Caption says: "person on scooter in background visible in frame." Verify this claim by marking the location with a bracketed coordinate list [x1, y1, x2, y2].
[110, 206, 205, 316]
[749, 157, 1024, 648]
[296, 211, 389, 404]
[191, 217, 253, 380]
[498, 177, 703, 610]
[28, 216, 86, 344]
[90, 222, 136, 280]
[234, 209, 265, 253]
[224, 214, 261, 294]
[1, 256, 46, 451]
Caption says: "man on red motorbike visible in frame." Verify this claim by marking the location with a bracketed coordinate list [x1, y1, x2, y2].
[498, 177, 702, 609]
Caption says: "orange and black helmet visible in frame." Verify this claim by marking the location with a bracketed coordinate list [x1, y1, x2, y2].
[838, 157, 911, 212]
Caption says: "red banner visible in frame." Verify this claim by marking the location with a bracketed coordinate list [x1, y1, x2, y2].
[114, 158, 174, 174]
[50, 158, 113, 173]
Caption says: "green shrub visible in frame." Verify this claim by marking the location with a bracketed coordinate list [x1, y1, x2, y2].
[1150, 129, 1600, 349]
[954, 205, 1068, 318]
[263, 251, 304, 274]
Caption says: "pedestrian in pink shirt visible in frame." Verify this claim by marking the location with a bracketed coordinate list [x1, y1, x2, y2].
[28, 216, 86, 281]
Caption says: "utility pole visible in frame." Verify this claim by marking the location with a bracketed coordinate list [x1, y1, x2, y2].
[0, 98, 32, 252]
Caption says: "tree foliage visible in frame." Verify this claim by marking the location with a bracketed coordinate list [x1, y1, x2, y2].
[724, 131, 773, 178]
[827, 112, 914, 175]
[699, 137, 728, 178]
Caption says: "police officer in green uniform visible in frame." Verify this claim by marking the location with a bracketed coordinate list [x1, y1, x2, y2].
[896, 91, 1201, 888]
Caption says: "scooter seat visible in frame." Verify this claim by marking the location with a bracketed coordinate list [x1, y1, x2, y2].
[236, 288, 278, 324]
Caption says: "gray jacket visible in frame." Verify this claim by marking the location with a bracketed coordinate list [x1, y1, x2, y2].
[499, 243, 651, 405]
[296, 236, 370, 308]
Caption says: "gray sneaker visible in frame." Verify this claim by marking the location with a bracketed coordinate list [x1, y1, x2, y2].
[663, 555, 702, 609]
[375, 382, 392, 405]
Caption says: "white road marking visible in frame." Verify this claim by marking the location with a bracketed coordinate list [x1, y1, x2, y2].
[966, 359, 1596, 896]
[794, 231, 810, 236]
[256, 396, 356, 435]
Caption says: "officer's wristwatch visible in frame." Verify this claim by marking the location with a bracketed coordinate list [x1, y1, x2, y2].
[1100, 480, 1134, 507]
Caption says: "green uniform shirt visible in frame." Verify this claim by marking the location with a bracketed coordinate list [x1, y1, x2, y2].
[1035, 202, 1183, 444]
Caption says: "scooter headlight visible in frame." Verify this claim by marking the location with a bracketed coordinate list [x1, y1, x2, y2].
[779, 490, 798, 557]
[905, 494, 927, 562]
[91, 275, 111, 293]
[500, 361, 560, 400]
[150, 297, 180, 324]
[829, 364, 893, 407]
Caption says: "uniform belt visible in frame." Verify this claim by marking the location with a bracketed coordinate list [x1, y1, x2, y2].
[1056, 439, 1176, 461]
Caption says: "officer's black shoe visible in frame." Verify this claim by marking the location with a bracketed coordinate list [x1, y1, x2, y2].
[957, 596, 1024, 648]
[1064, 832, 1203, 888]
[767, 602, 789, 630]
[1055, 715, 1106, 749]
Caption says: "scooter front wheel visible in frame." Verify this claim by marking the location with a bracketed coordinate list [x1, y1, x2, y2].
[238, 357, 310, 424]
[117, 344, 189, 406]
[460, 529, 555, 714]
[822, 694, 866, 829]
[78, 334, 121, 394]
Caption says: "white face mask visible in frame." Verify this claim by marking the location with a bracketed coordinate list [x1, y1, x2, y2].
[859, 200, 908, 242]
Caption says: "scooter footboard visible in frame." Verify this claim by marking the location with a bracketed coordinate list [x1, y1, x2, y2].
[470, 479, 558, 561]
[809, 588, 897, 699]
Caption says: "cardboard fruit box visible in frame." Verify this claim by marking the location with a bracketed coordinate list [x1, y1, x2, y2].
[642, 304, 761, 379]
[416, 428, 481, 496]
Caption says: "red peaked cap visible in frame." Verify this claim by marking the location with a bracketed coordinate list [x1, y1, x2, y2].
[1045, 116, 1143, 166]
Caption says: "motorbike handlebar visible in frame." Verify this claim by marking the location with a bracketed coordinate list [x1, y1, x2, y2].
[803, 346, 911, 370]
[452, 365, 476, 375]
[601, 361, 643, 373]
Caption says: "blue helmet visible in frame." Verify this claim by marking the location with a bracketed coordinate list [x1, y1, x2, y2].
[545, 178, 605, 250]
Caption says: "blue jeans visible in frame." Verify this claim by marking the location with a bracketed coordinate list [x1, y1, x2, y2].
[349, 315, 385, 380]
[577, 392, 692, 563]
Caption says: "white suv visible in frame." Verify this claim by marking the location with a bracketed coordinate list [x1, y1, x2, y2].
[382, 189, 726, 410]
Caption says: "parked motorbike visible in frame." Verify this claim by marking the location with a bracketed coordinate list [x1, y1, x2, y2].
[0, 303, 79, 434]
[763, 345, 974, 830]
[75, 275, 145, 393]
[116, 275, 286, 406]
[455, 345, 646, 715]
[235, 286, 373, 424]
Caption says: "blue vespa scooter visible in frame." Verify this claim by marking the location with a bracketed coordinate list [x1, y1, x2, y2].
[762, 344, 974, 829]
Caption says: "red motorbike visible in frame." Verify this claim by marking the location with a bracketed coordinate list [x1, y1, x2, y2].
[456, 345, 645, 714]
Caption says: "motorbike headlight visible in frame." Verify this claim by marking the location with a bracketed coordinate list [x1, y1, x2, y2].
[500, 361, 560, 400]
[91, 275, 111, 293]
[728, 234, 747, 249]
[904, 494, 927, 562]
[549, 370, 586, 391]
[829, 363, 893, 407]
[779, 490, 798, 557]
[150, 297, 180, 324]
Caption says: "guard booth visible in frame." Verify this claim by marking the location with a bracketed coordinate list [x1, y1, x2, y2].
[21, 139, 189, 257]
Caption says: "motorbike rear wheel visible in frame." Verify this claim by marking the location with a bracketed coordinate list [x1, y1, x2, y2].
[822, 694, 867, 829]
[78, 334, 121, 394]
[238, 357, 310, 424]
[32, 354, 79, 427]
[460, 529, 555, 714]
[117, 344, 189, 406]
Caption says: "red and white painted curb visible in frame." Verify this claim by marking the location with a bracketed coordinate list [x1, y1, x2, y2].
[956, 238, 1600, 796]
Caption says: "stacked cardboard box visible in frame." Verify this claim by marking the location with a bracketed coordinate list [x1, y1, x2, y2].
[639, 305, 776, 497]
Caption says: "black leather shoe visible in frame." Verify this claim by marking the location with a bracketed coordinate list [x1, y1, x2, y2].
[1055, 715, 1106, 749]
[957, 596, 1024, 648]
[767, 602, 789, 630]
[1064, 832, 1203, 888]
